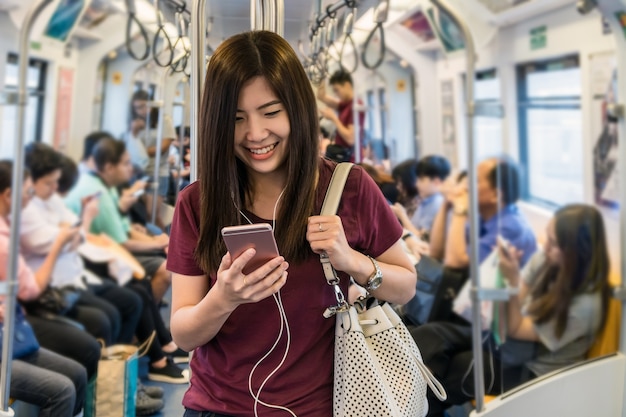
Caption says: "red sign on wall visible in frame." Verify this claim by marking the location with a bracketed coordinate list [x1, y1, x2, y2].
[53, 67, 74, 150]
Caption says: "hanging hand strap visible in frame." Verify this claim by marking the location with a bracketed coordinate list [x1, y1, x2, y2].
[319, 163, 353, 317]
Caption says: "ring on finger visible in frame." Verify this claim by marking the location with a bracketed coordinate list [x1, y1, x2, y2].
[318, 223, 324, 232]
[243, 276, 248, 286]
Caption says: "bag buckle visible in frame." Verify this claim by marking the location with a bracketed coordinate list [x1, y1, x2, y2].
[323, 302, 349, 318]
[320, 252, 340, 286]
[353, 295, 369, 313]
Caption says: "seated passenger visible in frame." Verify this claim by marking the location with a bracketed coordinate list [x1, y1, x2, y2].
[65, 136, 171, 303]
[412, 203, 610, 416]
[430, 156, 537, 269]
[21, 142, 142, 346]
[0, 160, 87, 416]
[427, 170, 466, 262]
[391, 159, 419, 217]
[64, 137, 188, 383]
[358, 162, 399, 204]
[360, 162, 428, 261]
[392, 155, 451, 241]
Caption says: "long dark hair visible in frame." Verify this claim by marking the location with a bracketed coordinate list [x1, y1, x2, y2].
[527, 204, 610, 339]
[194, 31, 320, 274]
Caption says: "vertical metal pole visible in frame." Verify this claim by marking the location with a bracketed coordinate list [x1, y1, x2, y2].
[595, 0, 626, 353]
[252, 0, 263, 30]
[173, 79, 188, 202]
[190, 0, 207, 183]
[174, 104, 185, 201]
[275, 0, 284, 37]
[352, 90, 361, 163]
[1, 1, 53, 414]
[431, 0, 481, 410]
[151, 99, 165, 225]
[263, 0, 273, 31]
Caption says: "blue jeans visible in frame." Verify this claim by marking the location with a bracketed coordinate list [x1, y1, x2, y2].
[9, 347, 87, 417]
[183, 410, 233, 417]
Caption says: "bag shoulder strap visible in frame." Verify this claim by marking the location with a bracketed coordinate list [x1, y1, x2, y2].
[320, 162, 353, 216]
[319, 163, 353, 318]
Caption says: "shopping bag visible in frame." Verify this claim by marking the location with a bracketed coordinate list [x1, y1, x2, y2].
[85, 332, 153, 417]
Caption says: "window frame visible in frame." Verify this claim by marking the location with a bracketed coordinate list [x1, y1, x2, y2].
[4, 52, 48, 144]
[516, 54, 582, 208]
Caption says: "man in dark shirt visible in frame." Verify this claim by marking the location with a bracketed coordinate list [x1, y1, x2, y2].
[317, 70, 365, 162]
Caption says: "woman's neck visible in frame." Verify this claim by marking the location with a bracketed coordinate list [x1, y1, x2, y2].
[245, 173, 287, 220]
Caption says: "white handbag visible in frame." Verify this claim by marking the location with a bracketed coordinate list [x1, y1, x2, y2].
[320, 163, 447, 417]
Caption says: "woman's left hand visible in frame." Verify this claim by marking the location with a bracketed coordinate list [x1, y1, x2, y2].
[498, 243, 523, 286]
[307, 215, 356, 273]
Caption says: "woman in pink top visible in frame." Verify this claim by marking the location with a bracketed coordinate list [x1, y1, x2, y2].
[0, 160, 86, 416]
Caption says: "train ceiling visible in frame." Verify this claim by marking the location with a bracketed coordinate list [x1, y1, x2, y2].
[0, 0, 580, 56]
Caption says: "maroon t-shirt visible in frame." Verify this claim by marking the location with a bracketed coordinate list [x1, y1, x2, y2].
[335, 99, 366, 162]
[167, 159, 403, 416]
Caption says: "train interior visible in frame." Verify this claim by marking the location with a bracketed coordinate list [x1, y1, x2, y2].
[1, 0, 626, 416]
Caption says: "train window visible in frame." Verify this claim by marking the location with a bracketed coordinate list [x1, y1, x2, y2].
[365, 87, 388, 163]
[1, 53, 47, 158]
[517, 55, 583, 207]
[465, 69, 504, 161]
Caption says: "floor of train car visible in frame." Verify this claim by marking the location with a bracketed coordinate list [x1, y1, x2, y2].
[141, 287, 187, 416]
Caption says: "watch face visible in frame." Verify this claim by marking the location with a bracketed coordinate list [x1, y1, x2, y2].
[368, 276, 383, 291]
[365, 256, 383, 291]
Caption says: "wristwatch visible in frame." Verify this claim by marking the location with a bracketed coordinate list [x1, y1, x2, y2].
[364, 256, 383, 291]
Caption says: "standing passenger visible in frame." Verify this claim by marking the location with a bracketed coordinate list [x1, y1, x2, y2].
[167, 30, 416, 416]
[125, 90, 176, 231]
[317, 70, 366, 162]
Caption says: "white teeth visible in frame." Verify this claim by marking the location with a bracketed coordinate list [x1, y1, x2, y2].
[249, 143, 277, 155]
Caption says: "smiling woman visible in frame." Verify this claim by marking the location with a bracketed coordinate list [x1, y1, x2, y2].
[166, 30, 416, 417]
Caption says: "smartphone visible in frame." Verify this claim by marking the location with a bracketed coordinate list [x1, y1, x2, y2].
[140, 175, 151, 183]
[132, 189, 145, 198]
[221, 223, 280, 275]
[497, 236, 512, 260]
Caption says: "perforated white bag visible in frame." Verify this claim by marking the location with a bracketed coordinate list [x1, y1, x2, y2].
[320, 163, 446, 417]
[333, 302, 446, 417]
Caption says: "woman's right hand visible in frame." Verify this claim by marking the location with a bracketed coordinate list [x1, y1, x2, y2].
[214, 249, 289, 308]
[56, 224, 81, 248]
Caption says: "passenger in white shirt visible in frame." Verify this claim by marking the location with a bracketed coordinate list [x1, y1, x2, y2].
[21, 142, 142, 345]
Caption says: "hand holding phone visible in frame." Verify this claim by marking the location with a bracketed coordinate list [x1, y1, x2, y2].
[132, 189, 145, 198]
[222, 224, 280, 275]
[497, 236, 512, 261]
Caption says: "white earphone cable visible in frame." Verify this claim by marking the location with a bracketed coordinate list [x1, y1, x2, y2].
[239, 187, 296, 416]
